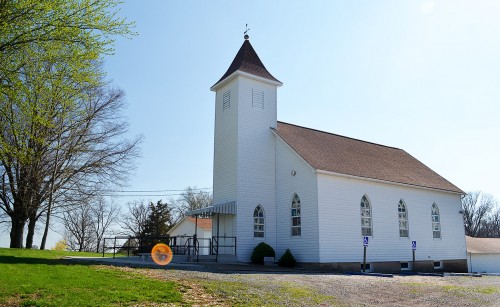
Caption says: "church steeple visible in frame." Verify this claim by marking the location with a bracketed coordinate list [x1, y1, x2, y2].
[211, 33, 280, 262]
[211, 38, 282, 90]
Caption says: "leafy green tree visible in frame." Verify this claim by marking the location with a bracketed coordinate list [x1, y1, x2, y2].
[0, 0, 136, 248]
[0, 0, 133, 87]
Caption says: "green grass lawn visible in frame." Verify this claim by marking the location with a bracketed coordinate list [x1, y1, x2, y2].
[0, 248, 183, 306]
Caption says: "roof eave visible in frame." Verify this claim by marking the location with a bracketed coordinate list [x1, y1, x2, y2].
[316, 169, 465, 195]
[211, 70, 283, 92]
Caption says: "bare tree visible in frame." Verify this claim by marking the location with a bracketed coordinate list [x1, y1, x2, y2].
[120, 201, 150, 237]
[173, 187, 212, 221]
[480, 207, 500, 238]
[462, 191, 496, 237]
[489, 209, 500, 237]
[91, 198, 121, 253]
[62, 197, 121, 252]
[63, 202, 94, 252]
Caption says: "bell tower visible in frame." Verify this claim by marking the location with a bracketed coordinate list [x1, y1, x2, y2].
[211, 34, 282, 261]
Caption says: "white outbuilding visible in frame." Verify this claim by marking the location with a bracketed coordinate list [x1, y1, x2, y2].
[167, 217, 212, 255]
[188, 34, 467, 273]
[466, 236, 500, 273]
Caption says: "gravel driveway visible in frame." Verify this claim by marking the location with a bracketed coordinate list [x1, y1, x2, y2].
[122, 263, 500, 306]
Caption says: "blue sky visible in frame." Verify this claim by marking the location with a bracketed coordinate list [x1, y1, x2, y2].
[1, 0, 499, 248]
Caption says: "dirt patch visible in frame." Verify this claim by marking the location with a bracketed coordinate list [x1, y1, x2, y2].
[115, 266, 228, 306]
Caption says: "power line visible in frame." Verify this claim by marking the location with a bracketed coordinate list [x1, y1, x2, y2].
[105, 187, 212, 193]
[101, 194, 189, 198]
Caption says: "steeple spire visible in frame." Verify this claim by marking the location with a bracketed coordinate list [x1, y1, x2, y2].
[211, 36, 281, 90]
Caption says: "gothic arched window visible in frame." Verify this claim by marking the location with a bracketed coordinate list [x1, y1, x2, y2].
[431, 203, 441, 239]
[291, 194, 301, 236]
[253, 205, 264, 237]
[361, 195, 372, 236]
[398, 200, 409, 237]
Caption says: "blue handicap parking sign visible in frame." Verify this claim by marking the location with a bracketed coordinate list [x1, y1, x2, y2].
[363, 236, 369, 247]
[412, 241, 417, 250]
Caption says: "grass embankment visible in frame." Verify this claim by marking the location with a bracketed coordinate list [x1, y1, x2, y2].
[0, 248, 182, 306]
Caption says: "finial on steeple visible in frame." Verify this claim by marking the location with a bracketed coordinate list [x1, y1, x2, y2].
[244, 24, 250, 40]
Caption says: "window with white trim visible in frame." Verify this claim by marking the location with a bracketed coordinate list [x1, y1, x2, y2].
[431, 203, 441, 238]
[398, 200, 409, 237]
[360, 195, 372, 236]
[291, 194, 301, 236]
[253, 205, 264, 238]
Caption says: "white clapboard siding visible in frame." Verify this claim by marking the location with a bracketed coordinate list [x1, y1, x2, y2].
[213, 81, 238, 205]
[468, 254, 500, 273]
[317, 173, 467, 263]
[275, 137, 320, 263]
[213, 74, 279, 262]
[234, 76, 278, 262]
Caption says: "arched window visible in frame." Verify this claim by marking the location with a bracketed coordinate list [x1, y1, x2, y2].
[431, 203, 441, 238]
[253, 205, 264, 238]
[398, 200, 409, 237]
[291, 194, 301, 236]
[360, 195, 372, 236]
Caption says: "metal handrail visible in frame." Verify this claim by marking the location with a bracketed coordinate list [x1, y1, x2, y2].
[212, 236, 237, 255]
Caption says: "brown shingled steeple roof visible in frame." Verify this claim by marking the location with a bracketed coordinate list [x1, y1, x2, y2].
[212, 38, 281, 88]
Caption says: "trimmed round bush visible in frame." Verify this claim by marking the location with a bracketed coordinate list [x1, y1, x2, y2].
[251, 242, 275, 264]
[278, 248, 296, 268]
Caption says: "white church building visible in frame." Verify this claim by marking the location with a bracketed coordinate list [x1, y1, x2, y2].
[189, 35, 467, 273]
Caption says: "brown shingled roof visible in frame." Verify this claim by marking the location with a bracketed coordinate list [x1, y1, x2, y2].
[466, 236, 500, 254]
[212, 39, 281, 88]
[187, 217, 212, 231]
[273, 122, 463, 194]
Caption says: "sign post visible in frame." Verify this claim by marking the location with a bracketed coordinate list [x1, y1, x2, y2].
[362, 236, 369, 272]
[412, 240, 417, 272]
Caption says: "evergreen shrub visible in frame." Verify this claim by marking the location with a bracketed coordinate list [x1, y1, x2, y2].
[251, 242, 275, 264]
[278, 248, 296, 268]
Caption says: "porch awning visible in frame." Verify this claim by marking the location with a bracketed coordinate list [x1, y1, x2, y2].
[187, 201, 236, 216]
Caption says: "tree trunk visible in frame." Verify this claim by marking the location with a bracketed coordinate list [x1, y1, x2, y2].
[9, 217, 26, 248]
[25, 213, 37, 249]
[40, 208, 52, 250]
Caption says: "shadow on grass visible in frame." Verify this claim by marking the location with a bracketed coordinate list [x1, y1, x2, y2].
[66, 257, 330, 275]
[0, 253, 337, 276]
[0, 255, 94, 266]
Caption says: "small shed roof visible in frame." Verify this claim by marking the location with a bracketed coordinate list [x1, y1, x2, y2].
[187, 217, 212, 231]
[466, 236, 500, 254]
[168, 217, 212, 235]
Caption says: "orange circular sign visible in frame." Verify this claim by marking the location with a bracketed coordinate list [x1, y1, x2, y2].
[151, 243, 173, 266]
